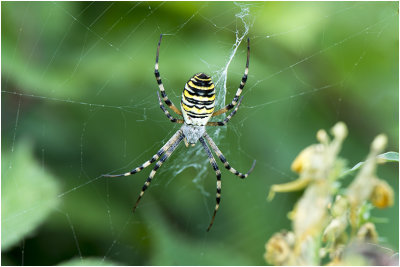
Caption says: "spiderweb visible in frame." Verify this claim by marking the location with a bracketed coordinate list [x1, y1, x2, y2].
[2, 1, 398, 265]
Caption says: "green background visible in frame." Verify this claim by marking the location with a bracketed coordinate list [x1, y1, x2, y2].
[2, 1, 398, 265]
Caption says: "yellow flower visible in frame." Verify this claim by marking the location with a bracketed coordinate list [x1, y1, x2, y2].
[370, 179, 394, 208]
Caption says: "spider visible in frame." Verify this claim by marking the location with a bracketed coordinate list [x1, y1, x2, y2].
[104, 34, 256, 231]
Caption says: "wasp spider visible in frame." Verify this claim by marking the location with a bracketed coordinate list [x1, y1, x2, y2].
[104, 35, 255, 231]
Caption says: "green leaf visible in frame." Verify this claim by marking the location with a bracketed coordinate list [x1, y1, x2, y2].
[340, 151, 399, 177]
[58, 257, 120, 266]
[2, 140, 61, 251]
[377, 152, 399, 162]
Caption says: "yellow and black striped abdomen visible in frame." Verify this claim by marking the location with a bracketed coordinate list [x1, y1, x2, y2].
[181, 73, 215, 126]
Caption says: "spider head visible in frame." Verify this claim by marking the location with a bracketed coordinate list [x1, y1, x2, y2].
[181, 124, 205, 147]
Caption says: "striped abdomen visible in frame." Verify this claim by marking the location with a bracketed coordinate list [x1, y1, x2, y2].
[181, 73, 215, 126]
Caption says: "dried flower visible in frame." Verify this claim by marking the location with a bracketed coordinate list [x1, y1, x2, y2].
[370, 179, 394, 208]
[322, 196, 349, 244]
[265, 122, 396, 266]
[357, 222, 378, 243]
[264, 231, 295, 265]
[290, 144, 325, 174]
[346, 134, 392, 229]
[323, 216, 347, 243]
[331, 195, 348, 218]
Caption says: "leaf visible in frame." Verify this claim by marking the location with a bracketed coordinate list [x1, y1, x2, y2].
[377, 152, 399, 162]
[340, 151, 399, 177]
[1, 140, 61, 251]
[58, 257, 120, 266]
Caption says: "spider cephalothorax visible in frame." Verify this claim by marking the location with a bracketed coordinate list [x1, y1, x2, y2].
[104, 34, 255, 231]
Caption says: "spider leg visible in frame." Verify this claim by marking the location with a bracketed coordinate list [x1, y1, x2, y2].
[103, 130, 183, 178]
[155, 34, 183, 116]
[204, 133, 256, 179]
[133, 133, 184, 212]
[157, 91, 184, 123]
[206, 96, 243, 126]
[212, 38, 249, 117]
[199, 137, 222, 232]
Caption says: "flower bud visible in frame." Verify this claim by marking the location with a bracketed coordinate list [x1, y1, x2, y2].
[331, 122, 348, 141]
[371, 134, 387, 152]
[317, 129, 329, 144]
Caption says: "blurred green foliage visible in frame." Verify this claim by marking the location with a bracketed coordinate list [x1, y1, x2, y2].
[2, 140, 60, 250]
[2, 1, 398, 265]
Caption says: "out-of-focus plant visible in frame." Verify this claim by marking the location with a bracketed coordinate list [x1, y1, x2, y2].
[265, 122, 398, 266]
[1, 141, 121, 265]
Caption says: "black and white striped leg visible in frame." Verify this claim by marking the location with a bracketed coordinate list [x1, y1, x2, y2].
[155, 34, 182, 116]
[133, 133, 184, 212]
[157, 91, 184, 123]
[212, 38, 250, 117]
[103, 130, 183, 178]
[204, 133, 256, 179]
[199, 137, 222, 232]
[207, 96, 243, 126]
